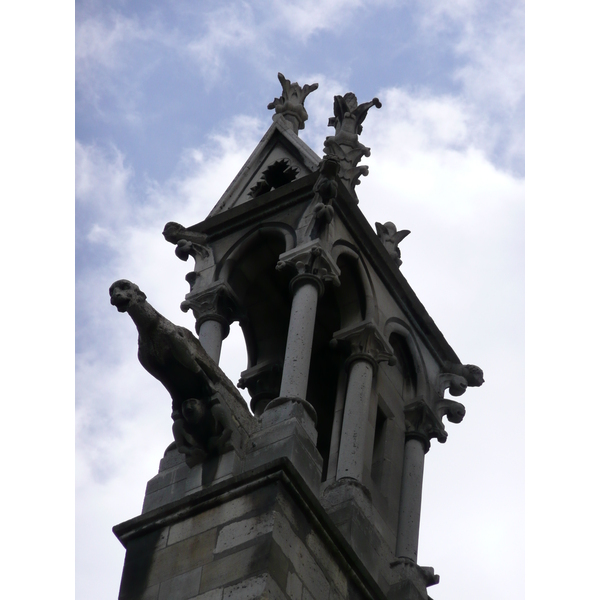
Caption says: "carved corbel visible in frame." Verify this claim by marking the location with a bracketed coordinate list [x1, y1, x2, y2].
[163, 221, 213, 292]
[323, 92, 381, 197]
[163, 221, 210, 261]
[435, 372, 469, 397]
[180, 282, 241, 338]
[375, 221, 410, 267]
[267, 72, 319, 134]
[276, 241, 341, 290]
[330, 321, 396, 373]
[442, 361, 485, 387]
[403, 400, 447, 451]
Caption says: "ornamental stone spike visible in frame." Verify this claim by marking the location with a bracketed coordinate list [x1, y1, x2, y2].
[267, 72, 319, 134]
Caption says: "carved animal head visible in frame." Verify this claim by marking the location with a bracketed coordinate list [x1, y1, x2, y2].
[464, 364, 485, 386]
[109, 279, 147, 313]
[162, 221, 185, 244]
[182, 397, 208, 425]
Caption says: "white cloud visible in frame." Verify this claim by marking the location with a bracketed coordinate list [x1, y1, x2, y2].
[76, 141, 134, 246]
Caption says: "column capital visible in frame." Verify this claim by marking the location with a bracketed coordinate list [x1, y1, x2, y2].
[180, 282, 241, 338]
[403, 400, 448, 453]
[276, 240, 341, 290]
[331, 320, 395, 372]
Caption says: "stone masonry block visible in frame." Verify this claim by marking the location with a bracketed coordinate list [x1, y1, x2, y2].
[145, 465, 186, 496]
[260, 401, 317, 445]
[223, 574, 287, 600]
[215, 512, 275, 554]
[305, 531, 348, 598]
[244, 434, 322, 496]
[272, 514, 330, 599]
[185, 451, 242, 495]
[198, 538, 271, 594]
[158, 566, 203, 600]
[146, 528, 218, 588]
[189, 589, 223, 600]
[167, 485, 277, 546]
[159, 448, 187, 472]
[119, 528, 169, 600]
[143, 478, 188, 514]
[286, 572, 303, 600]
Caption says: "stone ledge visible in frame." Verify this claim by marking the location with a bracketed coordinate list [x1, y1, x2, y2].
[114, 457, 387, 600]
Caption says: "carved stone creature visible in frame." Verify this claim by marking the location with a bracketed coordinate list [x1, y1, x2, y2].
[109, 280, 238, 468]
[109, 279, 217, 415]
[375, 221, 410, 266]
[323, 92, 382, 194]
[442, 362, 485, 387]
[172, 397, 233, 468]
[268, 72, 319, 133]
[162, 222, 209, 261]
[327, 93, 382, 141]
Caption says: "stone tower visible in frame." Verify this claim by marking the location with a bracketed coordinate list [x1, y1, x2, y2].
[110, 74, 484, 600]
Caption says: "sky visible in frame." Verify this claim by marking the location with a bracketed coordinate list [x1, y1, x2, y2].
[73, 1, 526, 599]
[3, 2, 600, 599]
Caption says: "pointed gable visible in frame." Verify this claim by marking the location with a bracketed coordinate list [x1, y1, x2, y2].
[208, 115, 321, 217]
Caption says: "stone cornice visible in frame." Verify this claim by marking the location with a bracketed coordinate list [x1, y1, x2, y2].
[113, 457, 388, 600]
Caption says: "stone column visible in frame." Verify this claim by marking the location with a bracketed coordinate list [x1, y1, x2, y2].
[180, 283, 239, 364]
[271, 241, 340, 406]
[332, 322, 394, 482]
[336, 354, 375, 481]
[395, 400, 446, 561]
[395, 437, 426, 561]
[279, 274, 323, 400]
[197, 316, 229, 363]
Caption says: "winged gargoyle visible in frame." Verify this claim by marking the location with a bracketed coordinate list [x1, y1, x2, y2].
[375, 221, 411, 266]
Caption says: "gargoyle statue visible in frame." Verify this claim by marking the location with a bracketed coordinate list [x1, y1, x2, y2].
[172, 397, 233, 468]
[109, 279, 222, 416]
[375, 221, 410, 266]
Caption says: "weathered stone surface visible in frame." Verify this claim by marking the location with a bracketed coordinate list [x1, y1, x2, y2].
[215, 512, 274, 554]
[167, 486, 276, 546]
[199, 540, 271, 594]
[158, 566, 203, 600]
[147, 528, 218, 588]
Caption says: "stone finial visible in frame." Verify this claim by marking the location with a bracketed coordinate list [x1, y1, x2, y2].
[268, 72, 319, 134]
[323, 92, 382, 198]
[375, 221, 410, 267]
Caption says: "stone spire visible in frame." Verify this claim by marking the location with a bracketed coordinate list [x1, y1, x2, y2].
[267, 72, 319, 134]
